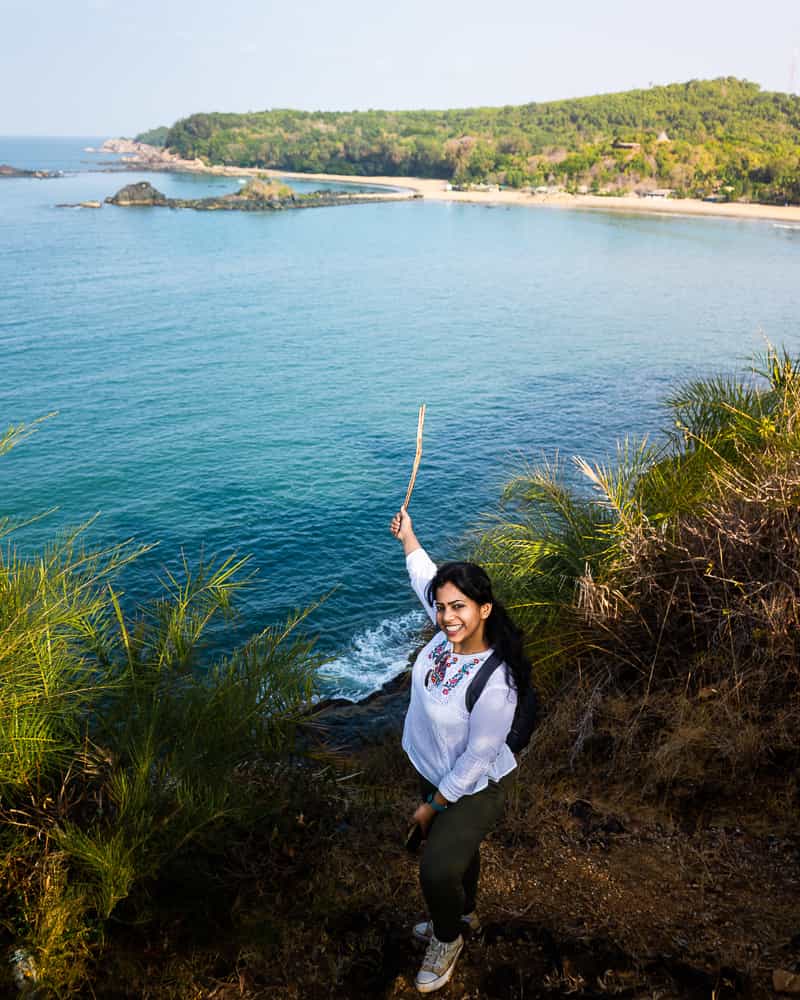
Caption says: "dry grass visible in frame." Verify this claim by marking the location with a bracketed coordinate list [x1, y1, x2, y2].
[528, 458, 800, 820]
[471, 351, 800, 823]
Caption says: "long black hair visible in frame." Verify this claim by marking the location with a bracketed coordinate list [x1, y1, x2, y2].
[425, 561, 531, 696]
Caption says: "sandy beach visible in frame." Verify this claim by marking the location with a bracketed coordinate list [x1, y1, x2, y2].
[105, 140, 800, 225]
[268, 168, 800, 224]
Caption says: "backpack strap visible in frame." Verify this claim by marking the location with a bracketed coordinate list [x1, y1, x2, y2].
[465, 651, 504, 712]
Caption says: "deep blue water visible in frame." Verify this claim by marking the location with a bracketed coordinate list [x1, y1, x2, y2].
[2, 136, 799, 697]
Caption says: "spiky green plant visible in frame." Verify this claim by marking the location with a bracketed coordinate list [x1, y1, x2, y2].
[0, 418, 325, 995]
[473, 346, 800, 807]
[472, 455, 619, 678]
[472, 346, 800, 686]
[0, 527, 149, 794]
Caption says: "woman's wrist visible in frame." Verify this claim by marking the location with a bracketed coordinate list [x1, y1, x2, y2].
[426, 792, 449, 812]
[402, 536, 421, 556]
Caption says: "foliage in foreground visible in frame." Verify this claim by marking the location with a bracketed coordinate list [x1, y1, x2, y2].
[4, 346, 800, 993]
[0, 420, 322, 995]
[474, 347, 800, 808]
[161, 78, 800, 202]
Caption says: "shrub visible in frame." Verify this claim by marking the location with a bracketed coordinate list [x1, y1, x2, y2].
[0, 420, 323, 994]
[472, 347, 800, 808]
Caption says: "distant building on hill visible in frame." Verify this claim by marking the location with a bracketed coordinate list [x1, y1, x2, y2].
[656, 130, 671, 143]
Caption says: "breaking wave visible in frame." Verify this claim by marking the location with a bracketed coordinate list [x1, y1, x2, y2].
[319, 610, 427, 701]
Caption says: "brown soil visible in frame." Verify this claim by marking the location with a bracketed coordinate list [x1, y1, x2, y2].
[97, 737, 800, 1000]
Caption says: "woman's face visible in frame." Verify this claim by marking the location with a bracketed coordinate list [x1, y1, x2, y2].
[434, 582, 492, 653]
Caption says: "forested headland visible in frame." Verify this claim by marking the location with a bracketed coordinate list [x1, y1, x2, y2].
[139, 78, 800, 204]
[133, 125, 169, 147]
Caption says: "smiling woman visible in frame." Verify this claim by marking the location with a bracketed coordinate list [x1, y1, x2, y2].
[432, 579, 492, 653]
[388, 506, 532, 994]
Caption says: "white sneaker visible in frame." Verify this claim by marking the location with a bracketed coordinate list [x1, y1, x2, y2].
[412, 912, 480, 943]
[415, 933, 464, 993]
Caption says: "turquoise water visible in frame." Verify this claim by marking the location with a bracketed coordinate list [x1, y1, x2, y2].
[2, 136, 800, 697]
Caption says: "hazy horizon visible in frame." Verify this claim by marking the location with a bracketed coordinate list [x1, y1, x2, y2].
[2, 0, 799, 136]
[3, 73, 800, 141]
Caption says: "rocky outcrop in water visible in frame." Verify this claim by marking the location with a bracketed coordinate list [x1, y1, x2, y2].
[104, 180, 417, 212]
[1, 164, 62, 179]
[106, 182, 168, 206]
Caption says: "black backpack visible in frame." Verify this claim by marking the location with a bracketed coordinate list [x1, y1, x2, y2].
[465, 652, 538, 754]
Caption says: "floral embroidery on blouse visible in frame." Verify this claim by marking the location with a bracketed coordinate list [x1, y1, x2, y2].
[426, 639, 482, 695]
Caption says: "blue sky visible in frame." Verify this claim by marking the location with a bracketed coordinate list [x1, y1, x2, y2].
[2, 0, 799, 135]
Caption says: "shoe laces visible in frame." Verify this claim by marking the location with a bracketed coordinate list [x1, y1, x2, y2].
[423, 935, 458, 972]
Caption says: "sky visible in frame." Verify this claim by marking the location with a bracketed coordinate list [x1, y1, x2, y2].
[2, 0, 799, 136]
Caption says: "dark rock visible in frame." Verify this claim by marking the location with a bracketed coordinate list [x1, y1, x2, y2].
[103, 181, 419, 213]
[105, 181, 169, 206]
[301, 671, 410, 749]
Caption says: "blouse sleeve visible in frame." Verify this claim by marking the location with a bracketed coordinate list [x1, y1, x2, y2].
[437, 681, 517, 803]
[406, 547, 438, 625]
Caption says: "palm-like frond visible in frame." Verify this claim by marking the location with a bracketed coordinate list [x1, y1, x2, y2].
[0, 521, 151, 792]
[665, 373, 765, 447]
[472, 346, 800, 693]
[1, 419, 325, 992]
[52, 824, 139, 919]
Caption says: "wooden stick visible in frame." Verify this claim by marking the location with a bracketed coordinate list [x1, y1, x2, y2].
[403, 404, 426, 509]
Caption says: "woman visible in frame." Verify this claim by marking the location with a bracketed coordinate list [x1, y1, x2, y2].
[390, 506, 531, 994]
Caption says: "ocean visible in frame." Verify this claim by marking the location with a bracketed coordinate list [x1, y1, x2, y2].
[2, 135, 799, 698]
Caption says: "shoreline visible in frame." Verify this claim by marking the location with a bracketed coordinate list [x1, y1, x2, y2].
[268, 167, 800, 224]
[103, 140, 800, 225]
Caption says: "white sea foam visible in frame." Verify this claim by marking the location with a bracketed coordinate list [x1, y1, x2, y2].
[320, 610, 427, 701]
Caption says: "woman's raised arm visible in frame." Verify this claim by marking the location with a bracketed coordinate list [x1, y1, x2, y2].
[390, 506, 421, 556]
[390, 508, 438, 624]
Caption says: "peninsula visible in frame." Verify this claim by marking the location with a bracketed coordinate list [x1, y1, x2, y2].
[103, 139, 800, 225]
[126, 78, 800, 215]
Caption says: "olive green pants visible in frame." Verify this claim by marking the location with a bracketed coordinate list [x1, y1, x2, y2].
[418, 772, 512, 943]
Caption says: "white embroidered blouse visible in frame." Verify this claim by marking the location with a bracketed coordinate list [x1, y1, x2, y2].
[401, 547, 517, 802]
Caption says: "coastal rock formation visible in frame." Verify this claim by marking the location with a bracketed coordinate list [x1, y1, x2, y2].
[106, 181, 169, 206]
[100, 138, 205, 169]
[236, 177, 293, 201]
[1, 163, 62, 179]
[301, 671, 410, 750]
[103, 180, 416, 212]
